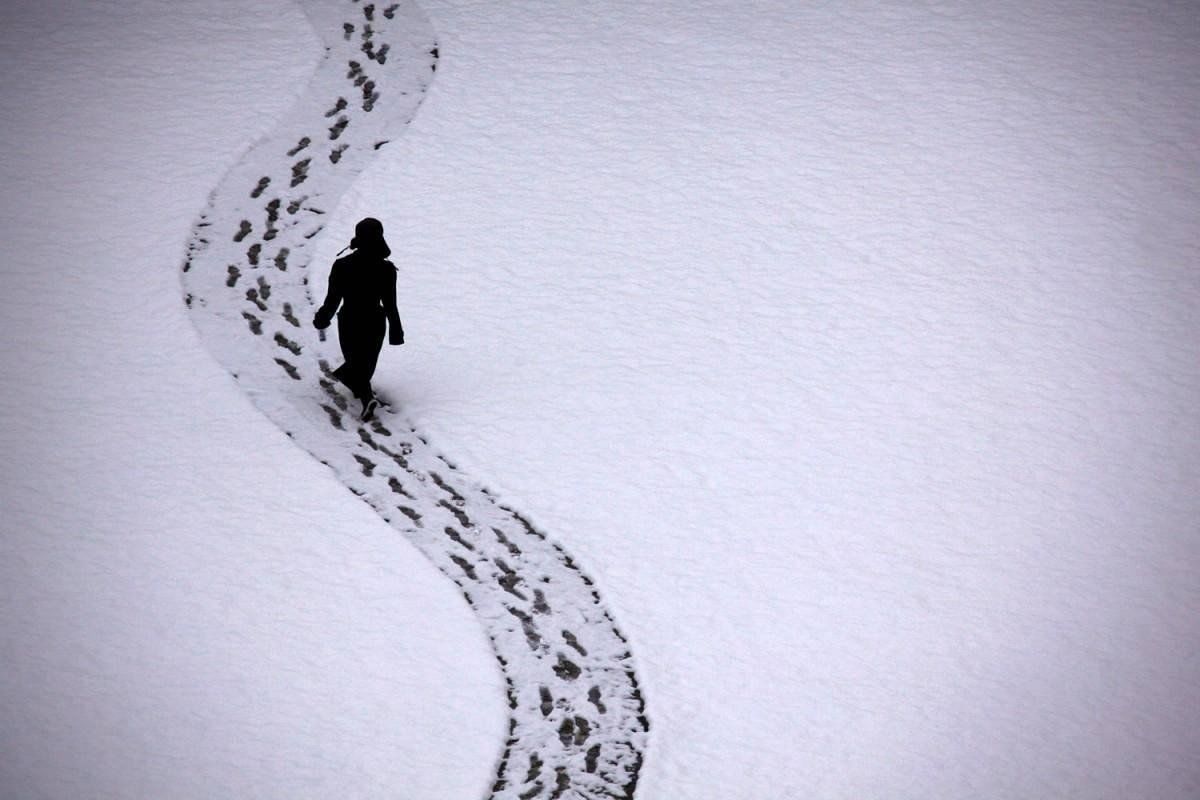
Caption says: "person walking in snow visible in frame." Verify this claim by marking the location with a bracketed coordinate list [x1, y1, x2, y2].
[313, 217, 404, 421]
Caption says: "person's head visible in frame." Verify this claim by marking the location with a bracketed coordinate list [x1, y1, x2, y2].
[351, 217, 390, 258]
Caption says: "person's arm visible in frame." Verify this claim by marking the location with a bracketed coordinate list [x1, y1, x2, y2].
[384, 265, 404, 345]
[313, 262, 342, 329]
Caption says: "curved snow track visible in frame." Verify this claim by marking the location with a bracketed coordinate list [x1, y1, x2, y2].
[180, 1, 648, 796]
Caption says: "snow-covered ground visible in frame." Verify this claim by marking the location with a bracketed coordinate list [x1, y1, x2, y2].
[0, 3, 502, 798]
[3, 0, 1199, 798]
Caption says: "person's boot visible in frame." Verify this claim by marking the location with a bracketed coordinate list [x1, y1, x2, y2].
[361, 395, 380, 421]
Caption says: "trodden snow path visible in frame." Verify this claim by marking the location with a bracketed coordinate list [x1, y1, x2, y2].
[180, 1, 649, 796]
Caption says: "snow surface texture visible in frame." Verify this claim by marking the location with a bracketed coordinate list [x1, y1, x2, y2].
[336, 1, 1200, 797]
[181, 1, 649, 797]
[4, 0, 1200, 797]
[2, 2, 504, 796]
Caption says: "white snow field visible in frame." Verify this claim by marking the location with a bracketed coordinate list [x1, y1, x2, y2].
[0, 2, 503, 799]
[2, 1, 1199, 800]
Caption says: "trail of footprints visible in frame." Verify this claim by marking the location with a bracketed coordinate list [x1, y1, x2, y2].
[180, 2, 648, 797]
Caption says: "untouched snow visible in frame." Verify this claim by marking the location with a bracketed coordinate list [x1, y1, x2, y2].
[1, 0, 1198, 798]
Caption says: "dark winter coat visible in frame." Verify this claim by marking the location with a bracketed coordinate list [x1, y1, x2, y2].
[313, 250, 403, 401]
[313, 250, 403, 344]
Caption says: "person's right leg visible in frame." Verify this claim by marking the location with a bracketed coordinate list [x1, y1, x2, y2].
[357, 312, 387, 394]
[336, 311, 387, 412]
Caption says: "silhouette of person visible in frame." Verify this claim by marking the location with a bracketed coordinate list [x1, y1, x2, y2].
[313, 217, 404, 421]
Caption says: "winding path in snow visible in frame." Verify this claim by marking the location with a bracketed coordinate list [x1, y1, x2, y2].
[180, 1, 648, 796]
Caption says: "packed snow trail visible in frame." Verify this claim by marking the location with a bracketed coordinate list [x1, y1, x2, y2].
[180, 1, 649, 796]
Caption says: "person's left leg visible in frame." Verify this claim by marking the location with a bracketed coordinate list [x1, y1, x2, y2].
[342, 311, 386, 419]
[335, 311, 384, 402]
